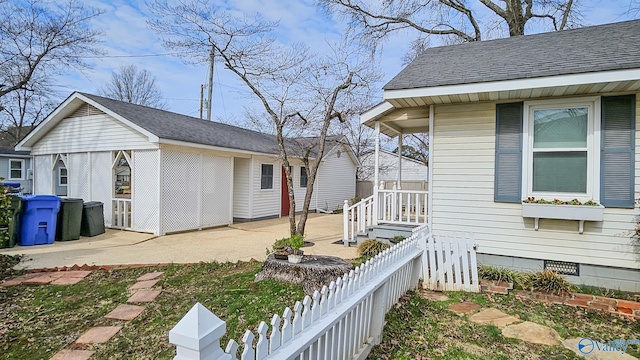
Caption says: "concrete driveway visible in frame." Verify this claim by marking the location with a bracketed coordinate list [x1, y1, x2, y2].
[0, 213, 358, 269]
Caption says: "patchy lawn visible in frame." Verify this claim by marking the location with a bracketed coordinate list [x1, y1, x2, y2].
[0, 260, 304, 359]
[369, 289, 640, 360]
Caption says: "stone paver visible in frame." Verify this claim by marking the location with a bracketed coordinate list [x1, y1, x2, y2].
[420, 290, 450, 301]
[562, 338, 638, 359]
[502, 321, 561, 346]
[50, 277, 85, 285]
[137, 271, 164, 281]
[448, 302, 481, 314]
[105, 304, 145, 321]
[127, 290, 162, 303]
[468, 308, 520, 329]
[60, 270, 92, 278]
[50, 349, 95, 360]
[129, 279, 160, 290]
[21, 274, 62, 285]
[75, 326, 122, 344]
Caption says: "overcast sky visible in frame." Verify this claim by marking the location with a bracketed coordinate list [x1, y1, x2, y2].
[55, 0, 637, 125]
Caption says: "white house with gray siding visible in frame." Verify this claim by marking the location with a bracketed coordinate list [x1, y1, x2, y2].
[16, 92, 357, 235]
[356, 20, 640, 291]
[0, 148, 32, 193]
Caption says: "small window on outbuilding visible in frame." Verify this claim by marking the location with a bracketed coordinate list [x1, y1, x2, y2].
[300, 166, 308, 188]
[8, 159, 24, 180]
[261, 164, 273, 189]
[59, 167, 68, 186]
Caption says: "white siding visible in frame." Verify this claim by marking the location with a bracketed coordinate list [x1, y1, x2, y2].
[251, 156, 281, 219]
[289, 160, 316, 212]
[132, 150, 159, 233]
[359, 151, 428, 182]
[315, 144, 357, 211]
[30, 114, 156, 155]
[233, 158, 251, 219]
[33, 155, 53, 194]
[431, 99, 640, 269]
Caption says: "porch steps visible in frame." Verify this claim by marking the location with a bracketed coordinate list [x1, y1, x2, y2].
[357, 223, 419, 245]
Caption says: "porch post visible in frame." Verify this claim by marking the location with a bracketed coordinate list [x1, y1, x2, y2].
[397, 132, 402, 189]
[428, 105, 434, 226]
[373, 121, 380, 226]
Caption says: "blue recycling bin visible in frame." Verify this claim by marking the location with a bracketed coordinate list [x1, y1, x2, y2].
[19, 195, 61, 246]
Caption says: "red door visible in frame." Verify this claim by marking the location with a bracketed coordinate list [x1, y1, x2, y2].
[281, 167, 290, 216]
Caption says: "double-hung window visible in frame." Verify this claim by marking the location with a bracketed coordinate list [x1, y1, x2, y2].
[8, 159, 24, 180]
[261, 164, 273, 189]
[59, 167, 68, 186]
[300, 166, 308, 188]
[523, 98, 598, 201]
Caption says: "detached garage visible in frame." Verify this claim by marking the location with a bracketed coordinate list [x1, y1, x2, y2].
[16, 92, 357, 235]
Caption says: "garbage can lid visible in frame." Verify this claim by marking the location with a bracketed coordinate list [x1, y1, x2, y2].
[83, 201, 103, 207]
[22, 195, 61, 201]
[60, 198, 84, 203]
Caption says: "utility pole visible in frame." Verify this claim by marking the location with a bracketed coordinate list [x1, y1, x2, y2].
[206, 46, 214, 121]
[199, 84, 204, 119]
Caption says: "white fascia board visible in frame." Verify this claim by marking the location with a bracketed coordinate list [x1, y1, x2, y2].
[360, 101, 395, 124]
[384, 68, 640, 100]
[76, 93, 160, 143]
[158, 138, 274, 157]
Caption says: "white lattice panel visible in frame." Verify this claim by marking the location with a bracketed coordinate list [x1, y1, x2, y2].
[68, 153, 90, 199]
[201, 155, 232, 227]
[91, 152, 113, 227]
[132, 150, 159, 233]
[33, 155, 53, 194]
[162, 150, 200, 232]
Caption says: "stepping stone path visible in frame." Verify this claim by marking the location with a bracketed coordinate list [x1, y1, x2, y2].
[420, 289, 450, 301]
[50, 270, 164, 360]
[468, 308, 520, 329]
[448, 301, 480, 314]
[1, 270, 92, 287]
[502, 321, 562, 346]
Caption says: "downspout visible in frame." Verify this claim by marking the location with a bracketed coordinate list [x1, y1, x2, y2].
[428, 105, 434, 227]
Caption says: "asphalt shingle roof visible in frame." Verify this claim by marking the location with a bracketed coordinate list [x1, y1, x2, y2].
[79, 93, 342, 158]
[384, 19, 640, 91]
[0, 148, 29, 156]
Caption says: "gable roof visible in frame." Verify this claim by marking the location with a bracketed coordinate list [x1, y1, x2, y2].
[385, 19, 640, 91]
[17, 92, 357, 164]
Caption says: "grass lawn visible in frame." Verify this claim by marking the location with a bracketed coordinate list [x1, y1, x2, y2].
[370, 288, 640, 360]
[1, 255, 639, 360]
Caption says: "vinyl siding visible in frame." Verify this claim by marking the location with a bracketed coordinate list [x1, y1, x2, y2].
[30, 114, 156, 155]
[315, 144, 357, 211]
[289, 160, 316, 212]
[250, 156, 280, 218]
[233, 158, 251, 218]
[431, 98, 640, 269]
[359, 151, 428, 181]
[0, 156, 32, 193]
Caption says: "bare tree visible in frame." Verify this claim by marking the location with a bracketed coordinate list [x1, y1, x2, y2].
[148, 0, 379, 236]
[0, 0, 103, 104]
[320, 0, 582, 59]
[0, 84, 56, 146]
[98, 64, 168, 109]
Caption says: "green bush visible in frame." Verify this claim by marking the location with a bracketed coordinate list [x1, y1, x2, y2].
[289, 234, 304, 252]
[478, 265, 521, 285]
[522, 269, 575, 295]
[358, 240, 390, 261]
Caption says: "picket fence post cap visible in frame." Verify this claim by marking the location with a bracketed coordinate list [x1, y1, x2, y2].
[169, 302, 227, 350]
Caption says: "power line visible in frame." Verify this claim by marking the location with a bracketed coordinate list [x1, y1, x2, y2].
[72, 52, 190, 59]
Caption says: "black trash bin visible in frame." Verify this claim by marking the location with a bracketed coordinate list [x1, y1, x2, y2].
[80, 201, 105, 237]
[7, 195, 24, 248]
[56, 198, 84, 241]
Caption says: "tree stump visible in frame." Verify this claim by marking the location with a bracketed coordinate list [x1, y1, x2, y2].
[255, 254, 355, 295]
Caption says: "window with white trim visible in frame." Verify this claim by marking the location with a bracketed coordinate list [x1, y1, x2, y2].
[261, 164, 273, 189]
[522, 97, 599, 201]
[59, 167, 68, 186]
[300, 166, 307, 188]
[8, 159, 24, 180]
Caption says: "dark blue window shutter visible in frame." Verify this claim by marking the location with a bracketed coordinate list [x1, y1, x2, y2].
[494, 102, 523, 203]
[601, 95, 635, 208]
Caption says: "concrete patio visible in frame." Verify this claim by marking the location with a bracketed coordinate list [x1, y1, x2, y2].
[0, 213, 357, 269]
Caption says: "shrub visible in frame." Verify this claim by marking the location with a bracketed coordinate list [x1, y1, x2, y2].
[478, 265, 521, 285]
[522, 269, 575, 295]
[289, 234, 304, 252]
[358, 240, 390, 261]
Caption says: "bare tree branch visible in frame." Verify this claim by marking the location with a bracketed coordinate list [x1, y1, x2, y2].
[98, 64, 167, 109]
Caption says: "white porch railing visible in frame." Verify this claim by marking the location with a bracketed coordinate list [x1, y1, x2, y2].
[342, 195, 374, 245]
[170, 224, 429, 360]
[343, 188, 429, 244]
[112, 198, 131, 229]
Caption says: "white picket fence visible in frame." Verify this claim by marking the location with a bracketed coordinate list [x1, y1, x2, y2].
[170, 225, 479, 360]
[421, 231, 479, 292]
